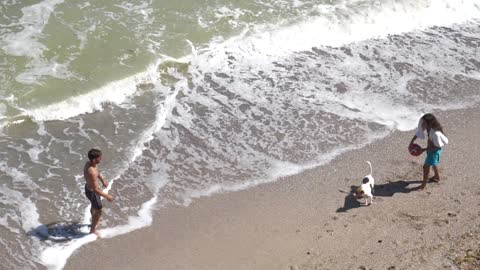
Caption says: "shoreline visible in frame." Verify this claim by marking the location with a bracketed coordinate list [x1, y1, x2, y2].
[65, 107, 480, 270]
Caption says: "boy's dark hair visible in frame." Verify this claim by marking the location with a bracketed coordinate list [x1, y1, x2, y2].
[421, 113, 444, 133]
[88, 148, 102, 161]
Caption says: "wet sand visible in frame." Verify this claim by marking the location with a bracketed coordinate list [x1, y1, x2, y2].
[65, 107, 480, 270]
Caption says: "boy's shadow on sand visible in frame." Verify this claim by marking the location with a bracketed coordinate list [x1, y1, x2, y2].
[336, 180, 423, 213]
[28, 221, 90, 242]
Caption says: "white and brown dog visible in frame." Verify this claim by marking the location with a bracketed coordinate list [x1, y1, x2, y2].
[354, 161, 374, 206]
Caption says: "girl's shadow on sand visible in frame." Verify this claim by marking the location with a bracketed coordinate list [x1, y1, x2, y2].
[28, 221, 90, 242]
[336, 180, 423, 213]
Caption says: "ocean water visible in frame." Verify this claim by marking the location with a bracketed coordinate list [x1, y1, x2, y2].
[1, 0, 480, 269]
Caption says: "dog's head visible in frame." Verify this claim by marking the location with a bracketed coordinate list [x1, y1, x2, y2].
[353, 186, 365, 199]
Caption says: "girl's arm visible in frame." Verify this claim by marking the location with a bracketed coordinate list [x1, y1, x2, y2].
[409, 135, 417, 145]
[423, 145, 441, 151]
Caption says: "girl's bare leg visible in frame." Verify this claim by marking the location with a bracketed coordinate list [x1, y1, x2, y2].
[420, 164, 430, 190]
[431, 166, 440, 182]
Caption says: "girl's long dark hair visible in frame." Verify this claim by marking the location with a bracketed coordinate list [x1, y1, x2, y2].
[421, 113, 444, 133]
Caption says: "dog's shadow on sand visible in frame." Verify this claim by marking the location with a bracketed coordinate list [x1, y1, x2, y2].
[336, 180, 423, 213]
[28, 221, 90, 242]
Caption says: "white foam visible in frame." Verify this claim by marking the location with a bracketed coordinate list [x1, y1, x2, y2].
[78, 2, 90, 9]
[0, 164, 41, 233]
[22, 61, 161, 121]
[40, 234, 97, 270]
[180, 160, 303, 206]
[15, 58, 74, 85]
[195, 0, 480, 68]
[468, 71, 480, 80]
[318, 90, 422, 131]
[1, 0, 64, 58]
[131, 83, 182, 161]
[24, 138, 44, 162]
[180, 129, 389, 206]
[36, 121, 47, 136]
[0, 215, 20, 234]
[215, 6, 242, 19]
[0, 162, 40, 191]
[99, 195, 158, 238]
[0, 103, 6, 117]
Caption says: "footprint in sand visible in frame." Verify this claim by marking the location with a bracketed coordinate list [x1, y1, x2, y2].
[397, 212, 426, 231]
[447, 212, 457, 218]
[412, 223, 426, 231]
[433, 219, 449, 227]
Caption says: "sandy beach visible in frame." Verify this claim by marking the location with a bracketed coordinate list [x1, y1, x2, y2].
[63, 107, 480, 270]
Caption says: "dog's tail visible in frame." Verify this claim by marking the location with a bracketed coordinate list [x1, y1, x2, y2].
[366, 161, 372, 176]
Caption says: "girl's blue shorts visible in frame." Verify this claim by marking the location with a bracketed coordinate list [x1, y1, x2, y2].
[425, 148, 443, 167]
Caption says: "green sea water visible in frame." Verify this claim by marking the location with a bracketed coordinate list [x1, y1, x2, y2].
[0, 0, 331, 116]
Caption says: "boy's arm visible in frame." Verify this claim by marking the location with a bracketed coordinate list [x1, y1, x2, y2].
[89, 168, 113, 201]
[98, 173, 108, 188]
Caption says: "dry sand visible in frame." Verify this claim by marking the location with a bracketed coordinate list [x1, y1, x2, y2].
[65, 108, 480, 270]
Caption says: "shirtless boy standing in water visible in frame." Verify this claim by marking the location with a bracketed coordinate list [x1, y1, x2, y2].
[84, 148, 113, 237]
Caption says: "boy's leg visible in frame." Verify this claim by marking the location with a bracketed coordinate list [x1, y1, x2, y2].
[420, 164, 430, 189]
[90, 208, 102, 237]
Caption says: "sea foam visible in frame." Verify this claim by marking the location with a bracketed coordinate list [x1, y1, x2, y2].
[22, 62, 161, 121]
[12, 0, 480, 123]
